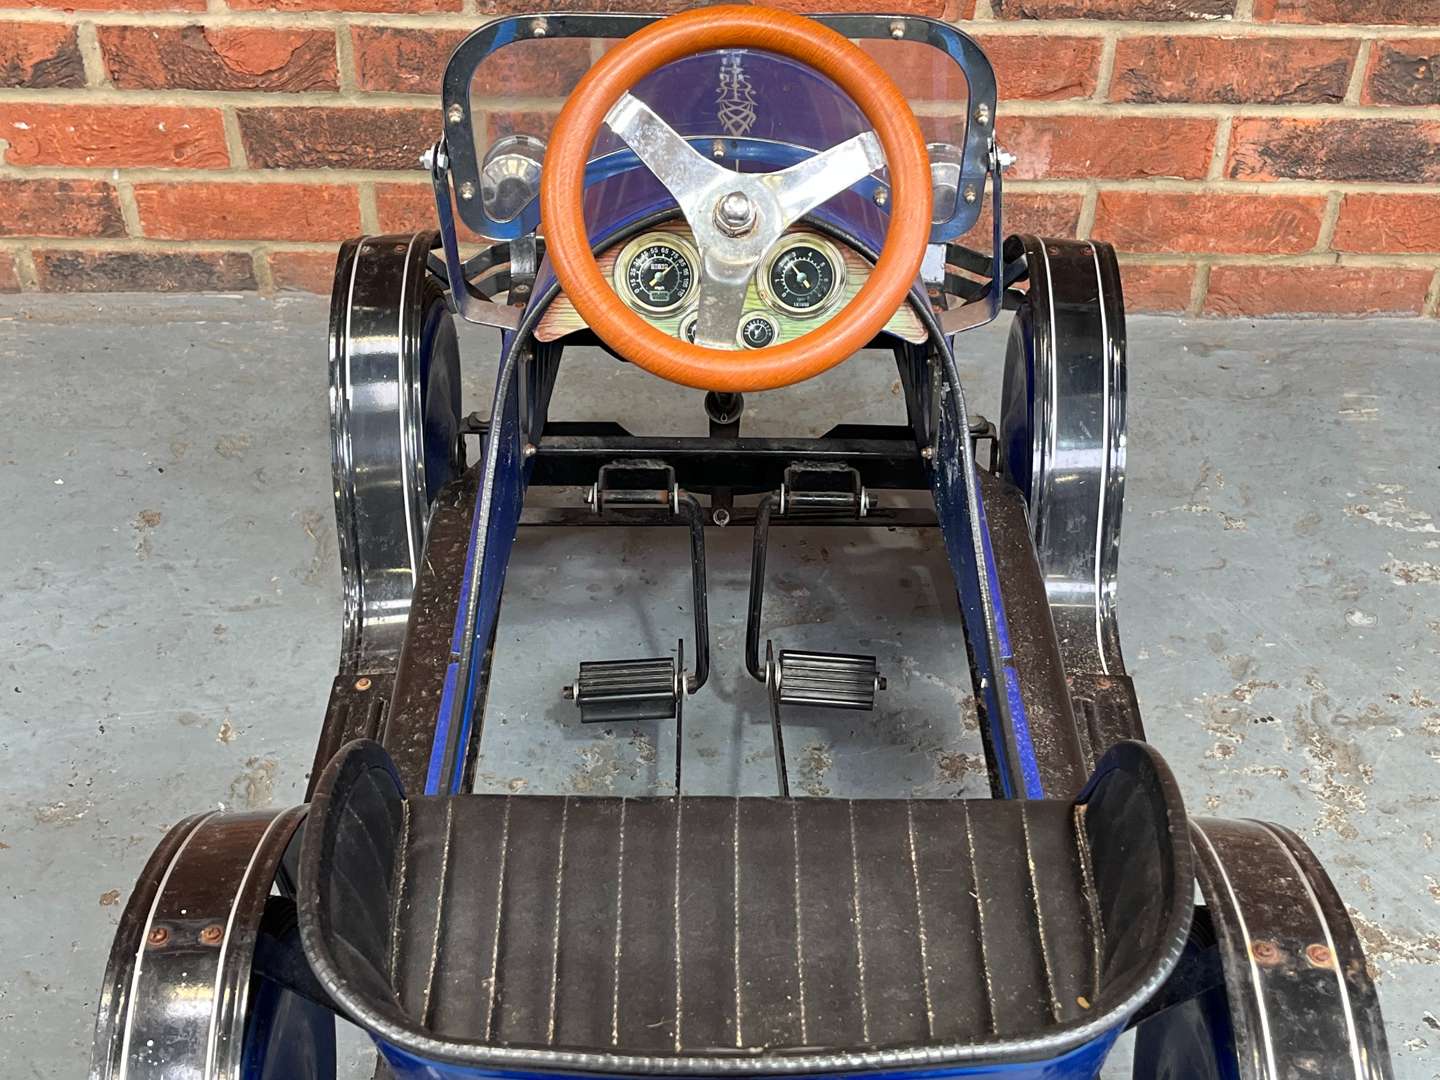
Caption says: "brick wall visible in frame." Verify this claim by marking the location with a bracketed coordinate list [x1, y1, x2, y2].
[1, 0, 1437, 315]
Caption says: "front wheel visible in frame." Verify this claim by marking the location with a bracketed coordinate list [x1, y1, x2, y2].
[329, 232, 463, 673]
[997, 235, 1127, 679]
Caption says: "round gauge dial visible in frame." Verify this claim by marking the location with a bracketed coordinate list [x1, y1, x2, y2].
[678, 309, 699, 343]
[739, 313, 779, 349]
[614, 234, 697, 315]
[762, 239, 844, 316]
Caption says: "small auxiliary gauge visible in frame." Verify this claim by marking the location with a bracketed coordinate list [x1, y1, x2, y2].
[678, 309, 699, 343]
[738, 312, 779, 349]
[759, 234, 845, 317]
[614, 232, 699, 315]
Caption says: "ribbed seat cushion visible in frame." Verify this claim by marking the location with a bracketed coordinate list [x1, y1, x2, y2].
[299, 739, 1191, 1072]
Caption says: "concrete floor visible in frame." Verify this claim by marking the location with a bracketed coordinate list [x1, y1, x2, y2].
[1, 294, 1437, 1078]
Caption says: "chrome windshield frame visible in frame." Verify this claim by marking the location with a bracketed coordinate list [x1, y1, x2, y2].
[437, 11, 998, 245]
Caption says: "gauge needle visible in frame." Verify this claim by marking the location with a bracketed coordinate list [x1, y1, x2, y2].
[795, 269, 810, 288]
[649, 269, 666, 287]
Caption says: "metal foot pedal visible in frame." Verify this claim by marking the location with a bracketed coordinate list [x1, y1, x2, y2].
[774, 649, 886, 711]
[744, 464, 890, 796]
[565, 640, 686, 792]
[565, 459, 704, 793]
[566, 651, 680, 724]
[764, 642, 885, 798]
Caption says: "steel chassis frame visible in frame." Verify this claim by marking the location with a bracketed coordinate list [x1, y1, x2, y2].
[387, 11, 1043, 805]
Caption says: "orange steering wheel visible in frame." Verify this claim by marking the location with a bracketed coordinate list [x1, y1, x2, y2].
[539, 5, 932, 393]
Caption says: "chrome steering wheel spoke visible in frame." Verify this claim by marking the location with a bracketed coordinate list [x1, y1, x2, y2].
[604, 93, 884, 349]
[761, 131, 886, 225]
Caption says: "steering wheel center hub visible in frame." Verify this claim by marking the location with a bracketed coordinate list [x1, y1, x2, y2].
[714, 190, 757, 237]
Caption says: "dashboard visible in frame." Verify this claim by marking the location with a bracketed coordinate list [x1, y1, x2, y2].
[534, 223, 927, 346]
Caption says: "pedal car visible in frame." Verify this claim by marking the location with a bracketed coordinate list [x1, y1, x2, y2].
[90, 8, 1393, 1080]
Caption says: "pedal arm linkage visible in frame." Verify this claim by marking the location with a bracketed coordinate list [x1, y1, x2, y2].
[563, 463, 710, 792]
[747, 463, 886, 796]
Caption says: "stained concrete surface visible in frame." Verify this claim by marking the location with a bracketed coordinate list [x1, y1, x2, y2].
[1, 294, 1437, 1078]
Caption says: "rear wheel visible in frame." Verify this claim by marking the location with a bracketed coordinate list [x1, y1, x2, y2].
[1133, 819, 1392, 1080]
[1132, 908, 1240, 1080]
[90, 809, 336, 1080]
[241, 900, 337, 1080]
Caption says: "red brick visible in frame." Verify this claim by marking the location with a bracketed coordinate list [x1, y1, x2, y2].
[484, 108, 559, 143]
[764, 0, 954, 10]
[0, 0, 203, 10]
[1253, 0, 1440, 23]
[1228, 118, 1440, 184]
[375, 182, 432, 233]
[1334, 194, 1440, 254]
[1093, 192, 1326, 254]
[238, 107, 435, 170]
[353, 28, 590, 98]
[0, 103, 227, 169]
[0, 179, 125, 238]
[227, 0, 458, 12]
[474, 0, 961, 11]
[954, 191, 1085, 247]
[1363, 40, 1440, 107]
[1112, 36, 1355, 105]
[99, 26, 337, 93]
[269, 249, 340, 292]
[0, 22, 84, 88]
[979, 35, 1102, 101]
[133, 182, 361, 242]
[993, 0, 1235, 17]
[1001, 116, 1215, 181]
[352, 27, 464, 96]
[0, 252, 19, 292]
[33, 249, 257, 292]
[873, 36, 1100, 102]
[474, 0, 684, 9]
[375, 181, 484, 241]
[1204, 265, 1432, 317]
[1119, 262, 1195, 312]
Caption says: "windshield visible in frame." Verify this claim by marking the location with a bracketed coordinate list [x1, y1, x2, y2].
[468, 37, 967, 154]
[449, 19, 986, 243]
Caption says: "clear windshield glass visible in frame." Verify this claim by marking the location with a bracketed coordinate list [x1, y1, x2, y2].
[467, 37, 968, 157]
[455, 28, 978, 243]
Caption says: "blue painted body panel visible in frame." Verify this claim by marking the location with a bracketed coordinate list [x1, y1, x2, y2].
[375, 1031, 1118, 1080]
[926, 355, 1044, 800]
[426, 337, 526, 796]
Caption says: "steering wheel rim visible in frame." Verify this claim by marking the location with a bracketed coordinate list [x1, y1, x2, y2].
[540, 4, 932, 393]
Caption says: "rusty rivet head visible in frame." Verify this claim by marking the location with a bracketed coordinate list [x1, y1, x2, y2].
[1305, 943, 1334, 968]
[1251, 939, 1282, 965]
[146, 926, 170, 947]
[354, 677, 372, 692]
[200, 924, 224, 946]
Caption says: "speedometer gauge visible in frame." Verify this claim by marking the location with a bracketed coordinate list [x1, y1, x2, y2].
[760, 235, 845, 317]
[614, 233, 698, 315]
